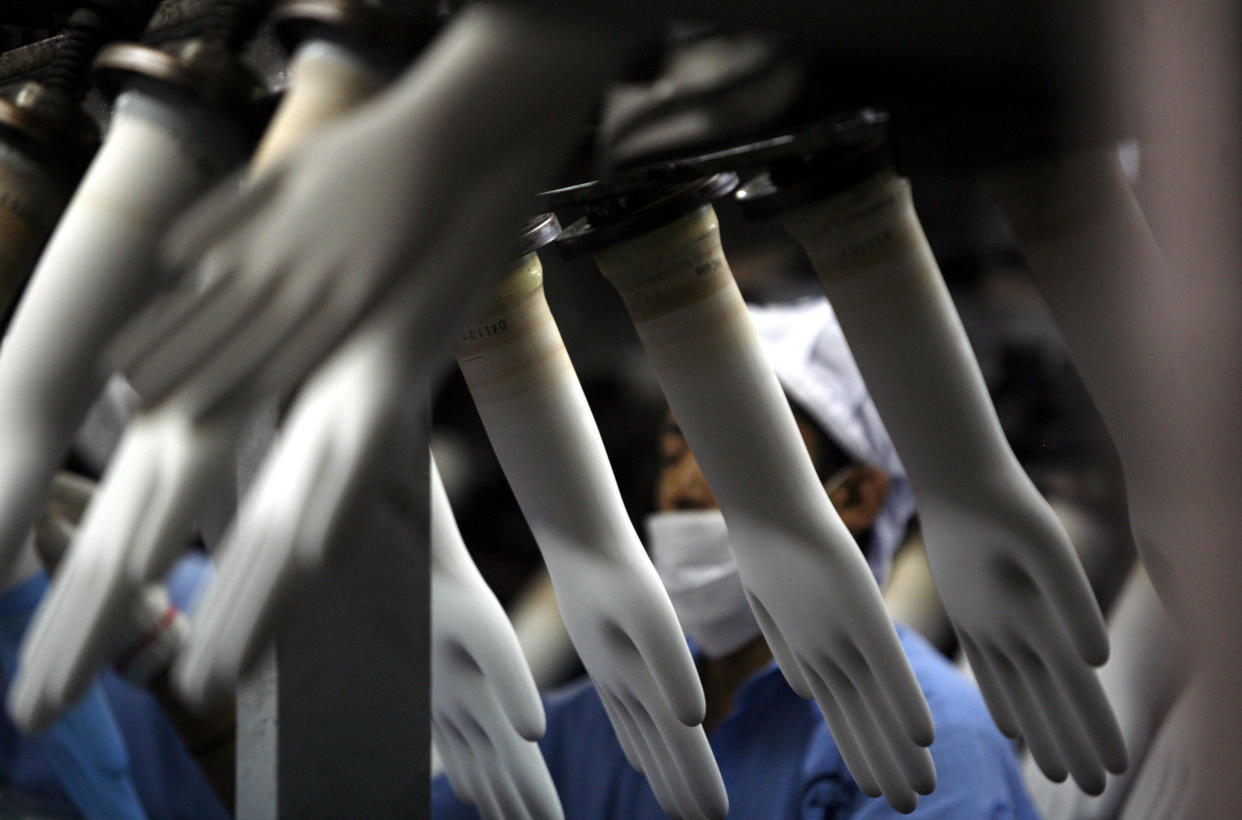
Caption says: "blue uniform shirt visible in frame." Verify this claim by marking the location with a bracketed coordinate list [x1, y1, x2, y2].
[433, 626, 1038, 819]
[0, 555, 228, 819]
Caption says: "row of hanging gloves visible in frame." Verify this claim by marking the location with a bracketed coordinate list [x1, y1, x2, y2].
[0, 1, 1204, 817]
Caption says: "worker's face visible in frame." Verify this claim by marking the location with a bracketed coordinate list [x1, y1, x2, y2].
[656, 412, 889, 534]
[657, 416, 720, 511]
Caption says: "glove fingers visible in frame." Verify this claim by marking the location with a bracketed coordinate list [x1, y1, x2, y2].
[18, 473, 155, 721]
[597, 688, 644, 774]
[169, 263, 343, 417]
[115, 418, 230, 585]
[43, 438, 153, 575]
[268, 408, 359, 571]
[801, 668, 881, 798]
[606, 690, 685, 818]
[252, 295, 357, 401]
[989, 646, 1068, 783]
[828, 654, 936, 796]
[433, 720, 477, 805]
[450, 716, 503, 819]
[175, 499, 307, 702]
[1011, 643, 1107, 795]
[743, 590, 812, 699]
[450, 724, 490, 813]
[110, 245, 238, 376]
[181, 535, 266, 686]
[472, 738, 535, 820]
[844, 659, 937, 796]
[493, 724, 563, 820]
[11, 555, 132, 729]
[160, 167, 279, 274]
[1031, 532, 1110, 667]
[618, 688, 706, 820]
[83, 422, 174, 585]
[474, 620, 546, 741]
[957, 631, 1021, 738]
[125, 260, 281, 407]
[637, 684, 728, 820]
[175, 527, 260, 685]
[810, 658, 919, 813]
[467, 753, 506, 820]
[1029, 625, 1128, 775]
[630, 599, 706, 727]
[855, 627, 935, 747]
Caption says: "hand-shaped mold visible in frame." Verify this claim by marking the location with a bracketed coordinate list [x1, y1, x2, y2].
[592, 203, 935, 813]
[171, 292, 420, 699]
[782, 169, 1126, 793]
[1022, 565, 1185, 817]
[12, 472, 194, 729]
[0, 83, 248, 580]
[980, 147, 1188, 616]
[431, 459, 563, 820]
[7, 33, 393, 731]
[455, 252, 729, 820]
[121, 5, 628, 422]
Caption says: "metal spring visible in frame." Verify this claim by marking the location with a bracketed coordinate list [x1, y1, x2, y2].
[41, 1, 161, 99]
[40, 6, 105, 98]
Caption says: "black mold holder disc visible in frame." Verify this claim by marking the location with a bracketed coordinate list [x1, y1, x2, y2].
[731, 112, 896, 221]
[593, 106, 897, 223]
[514, 212, 561, 259]
[271, 0, 445, 69]
[611, 107, 890, 188]
[93, 40, 267, 139]
[544, 172, 739, 260]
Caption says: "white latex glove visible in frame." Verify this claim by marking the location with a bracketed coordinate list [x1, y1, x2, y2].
[593, 205, 934, 814]
[21, 475, 190, 705]
[430, 458, 562, 820]
[7, 36, 392, 731]
[119, 3, 630, 422]
[0, 84, 248, 581]
[986, 143, 1241, 820]
[509, 568, 579, 689]
[168, 0, 631, 703]
[10, 412, 243, 729]
[1118, 674, 1204, 820]
[782, 171, 1126, 794]
[168, 201, 518, 696]
[457, 254, 728, 820]
[980, 149, 1185, 615]
[1024, 564, 1188, 818]
[0, 139, 74, 319]
[169, 282, 420, 700]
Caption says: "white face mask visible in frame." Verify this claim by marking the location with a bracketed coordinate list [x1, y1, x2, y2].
[646, 509, 762, 659]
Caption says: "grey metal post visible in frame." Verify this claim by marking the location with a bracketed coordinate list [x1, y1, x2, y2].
[235, 406, 430, 819]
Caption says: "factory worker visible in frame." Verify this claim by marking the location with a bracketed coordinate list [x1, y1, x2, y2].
[0, 380, 230, 818]
[0, 547, 227, 819]
[433, 297, 1037, 819]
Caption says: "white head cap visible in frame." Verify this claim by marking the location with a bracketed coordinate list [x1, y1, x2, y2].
[748, 297, 917, 585]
